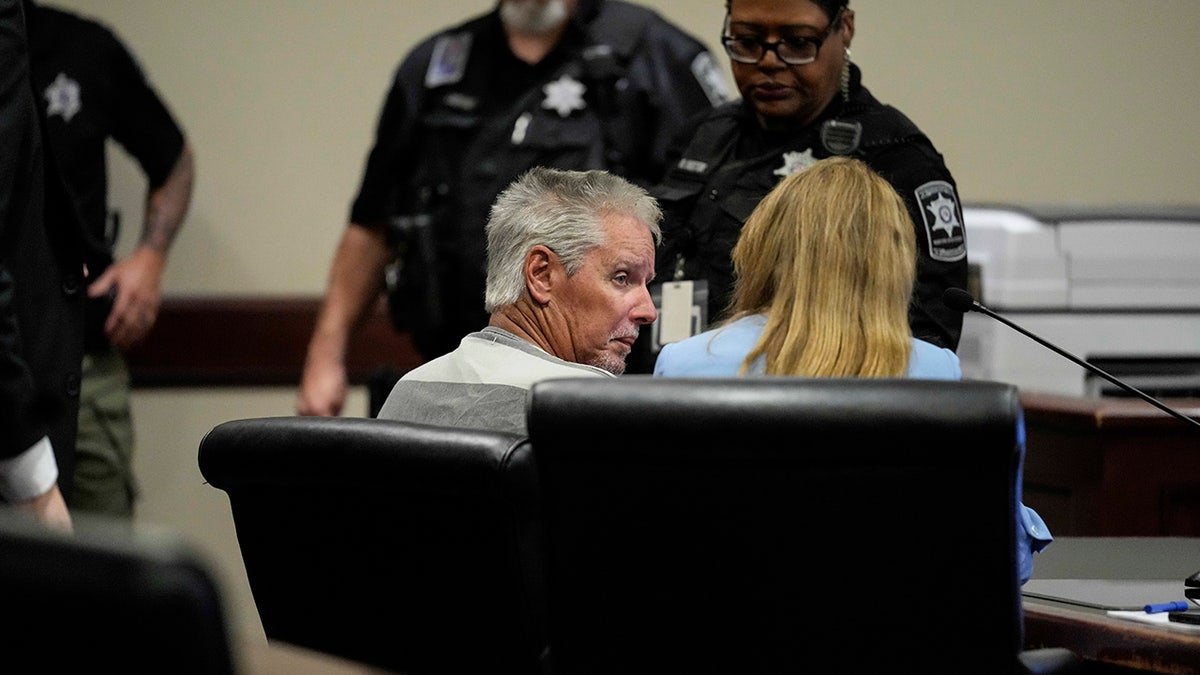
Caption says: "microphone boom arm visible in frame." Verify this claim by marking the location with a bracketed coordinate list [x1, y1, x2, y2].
[971, 303, 1200, 430]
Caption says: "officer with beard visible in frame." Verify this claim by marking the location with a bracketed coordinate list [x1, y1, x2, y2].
[298, 0, 731, 417]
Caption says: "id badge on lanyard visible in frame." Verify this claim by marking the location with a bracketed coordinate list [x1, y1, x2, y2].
[648, 279, 709, 353]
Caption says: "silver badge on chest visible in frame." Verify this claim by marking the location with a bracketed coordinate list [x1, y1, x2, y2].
[773, 148, 817, 177]
[541, 74, 587, 117]
[44, 72, 82, 122]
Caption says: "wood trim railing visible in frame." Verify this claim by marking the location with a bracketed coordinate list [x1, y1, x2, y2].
[125, 296, 422, 387]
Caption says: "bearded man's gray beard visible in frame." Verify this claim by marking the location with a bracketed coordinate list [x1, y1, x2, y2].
[499, 0, 569, 35]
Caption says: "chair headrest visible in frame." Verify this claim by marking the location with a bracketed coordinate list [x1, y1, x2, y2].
[529, 376, 1021, 454]
[198, 416, 529, 493]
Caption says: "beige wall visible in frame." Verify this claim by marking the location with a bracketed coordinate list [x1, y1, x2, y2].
[52, 0, 1200, 296]
[43, 0, 1200, 646]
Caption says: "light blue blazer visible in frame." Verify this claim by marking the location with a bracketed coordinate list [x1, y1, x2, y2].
[653, 314, 962, 379]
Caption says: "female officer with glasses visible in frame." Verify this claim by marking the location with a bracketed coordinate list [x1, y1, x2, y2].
[635, 0, 967, 371]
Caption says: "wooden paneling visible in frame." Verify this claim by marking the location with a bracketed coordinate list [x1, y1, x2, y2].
[1021, 393, 1200, 536]
[125, 296, 422, 387]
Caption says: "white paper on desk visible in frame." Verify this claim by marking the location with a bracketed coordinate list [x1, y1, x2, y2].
[1107, 610, 1200, 632]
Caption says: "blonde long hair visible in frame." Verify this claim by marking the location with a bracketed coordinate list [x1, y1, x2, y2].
[728, 156, 916, 377]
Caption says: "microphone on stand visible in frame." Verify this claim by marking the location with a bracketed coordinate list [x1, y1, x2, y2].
[942, 287, 1200, 431]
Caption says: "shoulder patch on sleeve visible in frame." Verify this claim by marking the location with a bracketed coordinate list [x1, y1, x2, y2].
[690, 52, 734, 106]
[425, 32, 473, 88]
[914, 180, 966, 262]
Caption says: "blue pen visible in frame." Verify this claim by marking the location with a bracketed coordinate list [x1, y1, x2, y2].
[1144, 600, 1189, 613]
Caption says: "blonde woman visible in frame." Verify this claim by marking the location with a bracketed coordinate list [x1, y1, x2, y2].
[654, 156, 959, 378]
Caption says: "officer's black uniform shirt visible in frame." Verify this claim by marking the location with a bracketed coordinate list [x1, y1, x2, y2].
[351, 5, 596, 229]
[24, 1, 185, 348]
[349, 0, 727, 359]
[653, 63, 968, 356]
[486, 15, 585, 122]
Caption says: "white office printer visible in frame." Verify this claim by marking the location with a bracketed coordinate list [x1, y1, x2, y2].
[958, 203, 1200, 397]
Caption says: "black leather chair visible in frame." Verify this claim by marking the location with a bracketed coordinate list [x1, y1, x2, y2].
[198, 415, 546, 675]
[0, 509, 235, 674]
[527, 376, 1076, 674]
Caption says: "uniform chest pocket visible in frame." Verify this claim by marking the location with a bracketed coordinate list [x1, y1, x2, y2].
[717, 191, 764, 224]
[515, 112, 600, 150]
[420, 108, 481, 132]
[716, 165, 778, 223]
[651, 168, 707, 206]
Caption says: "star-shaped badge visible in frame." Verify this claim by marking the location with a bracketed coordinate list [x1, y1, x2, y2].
[925, 193, 962, 236]
[773, 148, 816, 177]
[541, 74, 586, 118]
[44, 72, 82, 123]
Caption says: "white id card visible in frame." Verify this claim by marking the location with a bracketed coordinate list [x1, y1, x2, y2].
[658, 280, 695, 345]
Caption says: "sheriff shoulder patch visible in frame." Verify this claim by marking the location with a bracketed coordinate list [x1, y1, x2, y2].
[915, 180, 966, 262]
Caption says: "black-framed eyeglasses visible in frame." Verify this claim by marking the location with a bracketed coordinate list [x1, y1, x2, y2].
[722, 7, 843, 66]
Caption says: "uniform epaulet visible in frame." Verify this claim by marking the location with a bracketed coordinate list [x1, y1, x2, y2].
[586, 0, 656, 60]
[839, 103, 925, 150]
[681, 102, 742, 151]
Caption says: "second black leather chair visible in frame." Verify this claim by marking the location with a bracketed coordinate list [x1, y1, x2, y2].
[198, 416, 547, 674]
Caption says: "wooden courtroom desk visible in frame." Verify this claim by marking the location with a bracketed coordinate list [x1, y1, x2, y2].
[1024, 602, 1200, 674]
[1020, 393, 1200, 536]
[1023, 537, 1200, 673]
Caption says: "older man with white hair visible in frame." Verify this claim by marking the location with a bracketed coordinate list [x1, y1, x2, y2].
[376, 167, 660, 437]
[298, 0, 731, 418]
